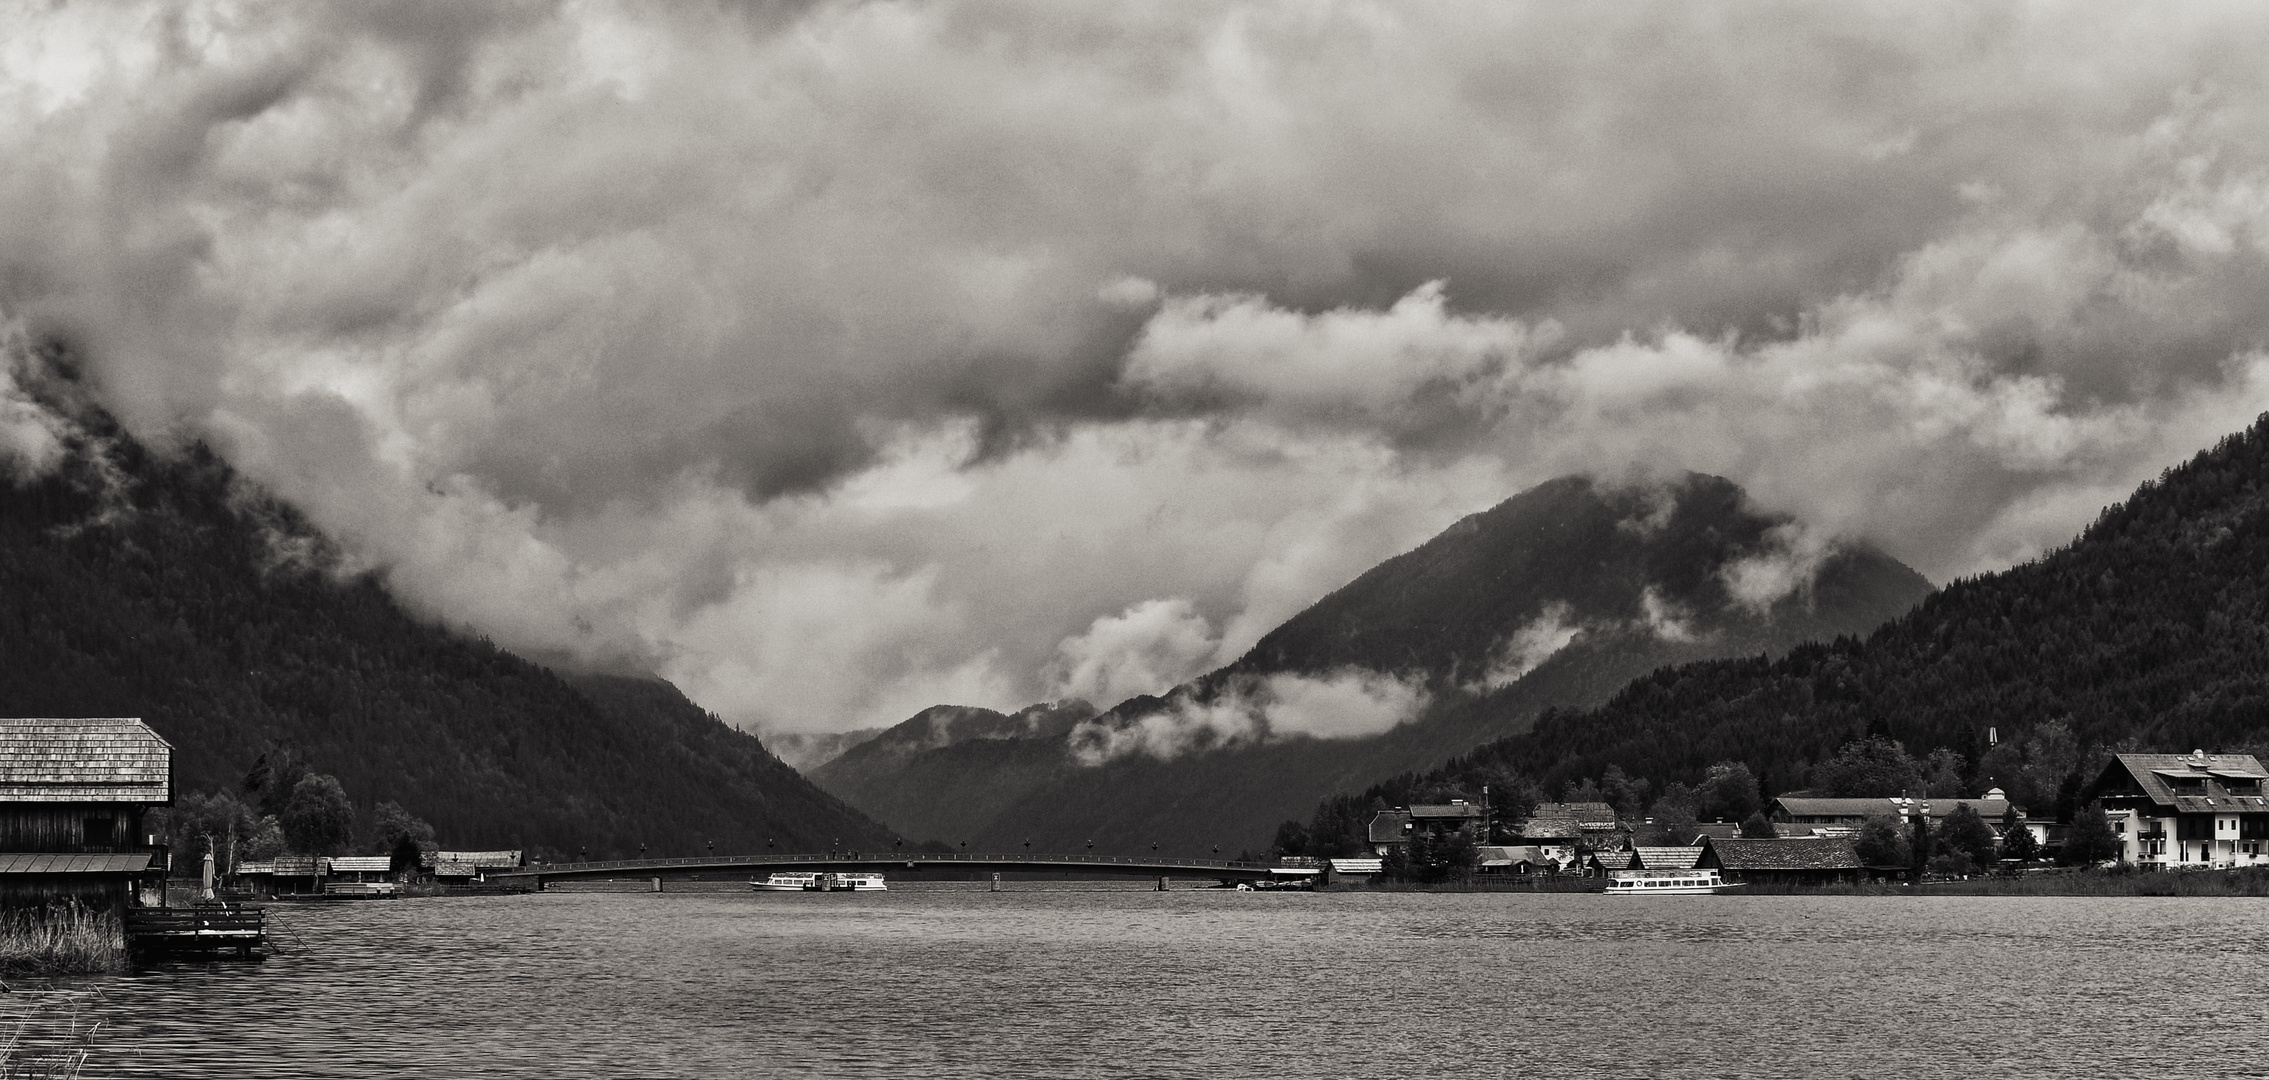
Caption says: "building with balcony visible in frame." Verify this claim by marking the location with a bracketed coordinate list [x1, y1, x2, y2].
[2084, 751, 2269, 869]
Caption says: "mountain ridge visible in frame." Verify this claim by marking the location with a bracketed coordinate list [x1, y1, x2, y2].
[811, 473, 1933, 853]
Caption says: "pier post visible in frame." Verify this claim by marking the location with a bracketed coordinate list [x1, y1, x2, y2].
[651, 877, 663, 893]
[1157, 876, 1167, 892]
[990, 872, 1001, 892]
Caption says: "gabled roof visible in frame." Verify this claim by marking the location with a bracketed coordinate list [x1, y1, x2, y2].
[0, 718, 171, 803]
[1703, 837, 1863, 872]
[1476, 845, 1549, 867]
[1632, 846, 1704, 870]
[1586, 850, 1640, 870]
[1408, 803, 1485, 820]
[2092, 753, 2269, 811]
[1368, 811, 1411, 843]
[327, 856, 392, 872]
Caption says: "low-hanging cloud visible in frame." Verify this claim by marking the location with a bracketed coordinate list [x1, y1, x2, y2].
[6, 3, 2269, 734]
[1720, 522, 1840, 616]
[1046, 598, 1221, 708]
[1468, 601, 1584, 692]
[1068, 668, 1430, 765]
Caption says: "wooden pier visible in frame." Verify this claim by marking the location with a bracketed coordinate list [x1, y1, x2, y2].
[125, 905, 266, 959]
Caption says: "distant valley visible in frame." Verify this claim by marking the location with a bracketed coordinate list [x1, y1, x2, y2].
[808, 473, 1933, 854]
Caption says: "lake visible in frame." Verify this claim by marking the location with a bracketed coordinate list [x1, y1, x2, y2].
[20, 882, 2262, 1078]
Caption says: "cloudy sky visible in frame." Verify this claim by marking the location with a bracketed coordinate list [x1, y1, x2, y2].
[6, 1, 2269, 736]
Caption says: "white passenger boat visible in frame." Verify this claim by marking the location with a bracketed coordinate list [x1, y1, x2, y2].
[1604, 868, 1741, 894]
[753, 872, 886, 892]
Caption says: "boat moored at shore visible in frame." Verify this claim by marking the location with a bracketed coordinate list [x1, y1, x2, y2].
[1605, 869, 1741, 895]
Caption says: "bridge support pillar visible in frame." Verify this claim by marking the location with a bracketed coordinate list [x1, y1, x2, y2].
[651, 877, 663, 893]
[990, 873, 1001, 892]
[532, 876, 544, 892]
[1157, 876, 1167, 892]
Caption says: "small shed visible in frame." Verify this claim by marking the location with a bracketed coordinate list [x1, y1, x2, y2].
[425, 850, 525, 884]
[0, 717, 171, 910]
[326, 856, 393, 884]
[239, 855, 324, 895]
[1475, 845, 1552, 874]
[1699, 837, 1864, 886]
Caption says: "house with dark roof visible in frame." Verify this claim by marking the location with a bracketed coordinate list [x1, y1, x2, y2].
[1769, 791, 2019, 841]
[0, 717, 171, 910]
[1367, 803, 1485, 857]
[1698, 837, 1864, 886]
[1475, 845, 1554, 874]
[2083, 751, 2269, 869]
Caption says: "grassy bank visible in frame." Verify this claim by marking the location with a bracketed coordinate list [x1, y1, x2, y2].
[0, 908, 124, 978]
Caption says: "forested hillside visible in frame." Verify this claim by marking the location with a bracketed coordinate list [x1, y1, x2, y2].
[0, 370, 890, 859]
[1322, 416, 2269, 838]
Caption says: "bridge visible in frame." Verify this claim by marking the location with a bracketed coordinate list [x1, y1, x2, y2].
[485, 851, 1325, 890]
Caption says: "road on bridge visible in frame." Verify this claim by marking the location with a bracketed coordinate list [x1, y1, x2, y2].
[486, 851, 1328, 888]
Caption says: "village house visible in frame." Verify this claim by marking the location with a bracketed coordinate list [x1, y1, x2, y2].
[1366, 803, 1485, 857]
[1475, 845, 1553, 874]
[2084, 751, 2269, 869]
[0, 717, 171, 911]
[1698, 836, 1865, 886]
[1768, 790, 2020, 841]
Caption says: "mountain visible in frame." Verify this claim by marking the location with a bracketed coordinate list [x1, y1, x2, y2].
[0, 362, 890, 858]
[763, 727, 888, 772]
[1345, 415, 2269, 829]
[811, 473, 1933, 854]
[809, 701, 1094, 844]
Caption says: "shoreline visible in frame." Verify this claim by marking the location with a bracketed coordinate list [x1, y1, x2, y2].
[1352, 865, 2269, 897]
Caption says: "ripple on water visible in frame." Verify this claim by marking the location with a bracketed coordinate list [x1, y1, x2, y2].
[58, 889, 2262, 1079]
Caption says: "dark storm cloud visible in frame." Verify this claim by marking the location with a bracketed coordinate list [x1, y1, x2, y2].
[6, 2, 2269, 732]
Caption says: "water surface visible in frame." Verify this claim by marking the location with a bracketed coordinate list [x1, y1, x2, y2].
[25, 883, 2259, 1078]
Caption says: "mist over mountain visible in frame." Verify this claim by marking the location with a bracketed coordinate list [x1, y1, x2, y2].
[1348, 413, 2269, 827]
[0, 362, 890, 858]
[812, 474, 1930, 853]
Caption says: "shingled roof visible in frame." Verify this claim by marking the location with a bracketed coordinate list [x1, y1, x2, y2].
[1632, 845, 1704, 870]
[1703, 837, 1863, 872]
[2091, 752, 2269, 813]
[0, 718, 171, 803]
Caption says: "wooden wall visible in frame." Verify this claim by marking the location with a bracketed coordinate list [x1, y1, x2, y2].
[0, 876, 133, 913]
[0, 803, 148, 852]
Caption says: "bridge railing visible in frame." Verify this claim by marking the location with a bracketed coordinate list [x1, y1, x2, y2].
[494, 852, 1281, 876]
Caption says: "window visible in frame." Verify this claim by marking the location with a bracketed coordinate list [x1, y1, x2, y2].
[81, 817, 114, 850]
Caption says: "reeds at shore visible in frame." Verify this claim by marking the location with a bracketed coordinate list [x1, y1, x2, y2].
[0, 990, 101, 1080]
[0, 908, 124, 979]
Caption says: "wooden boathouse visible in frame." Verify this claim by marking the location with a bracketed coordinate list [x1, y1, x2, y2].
[0, 717, 171, 911]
